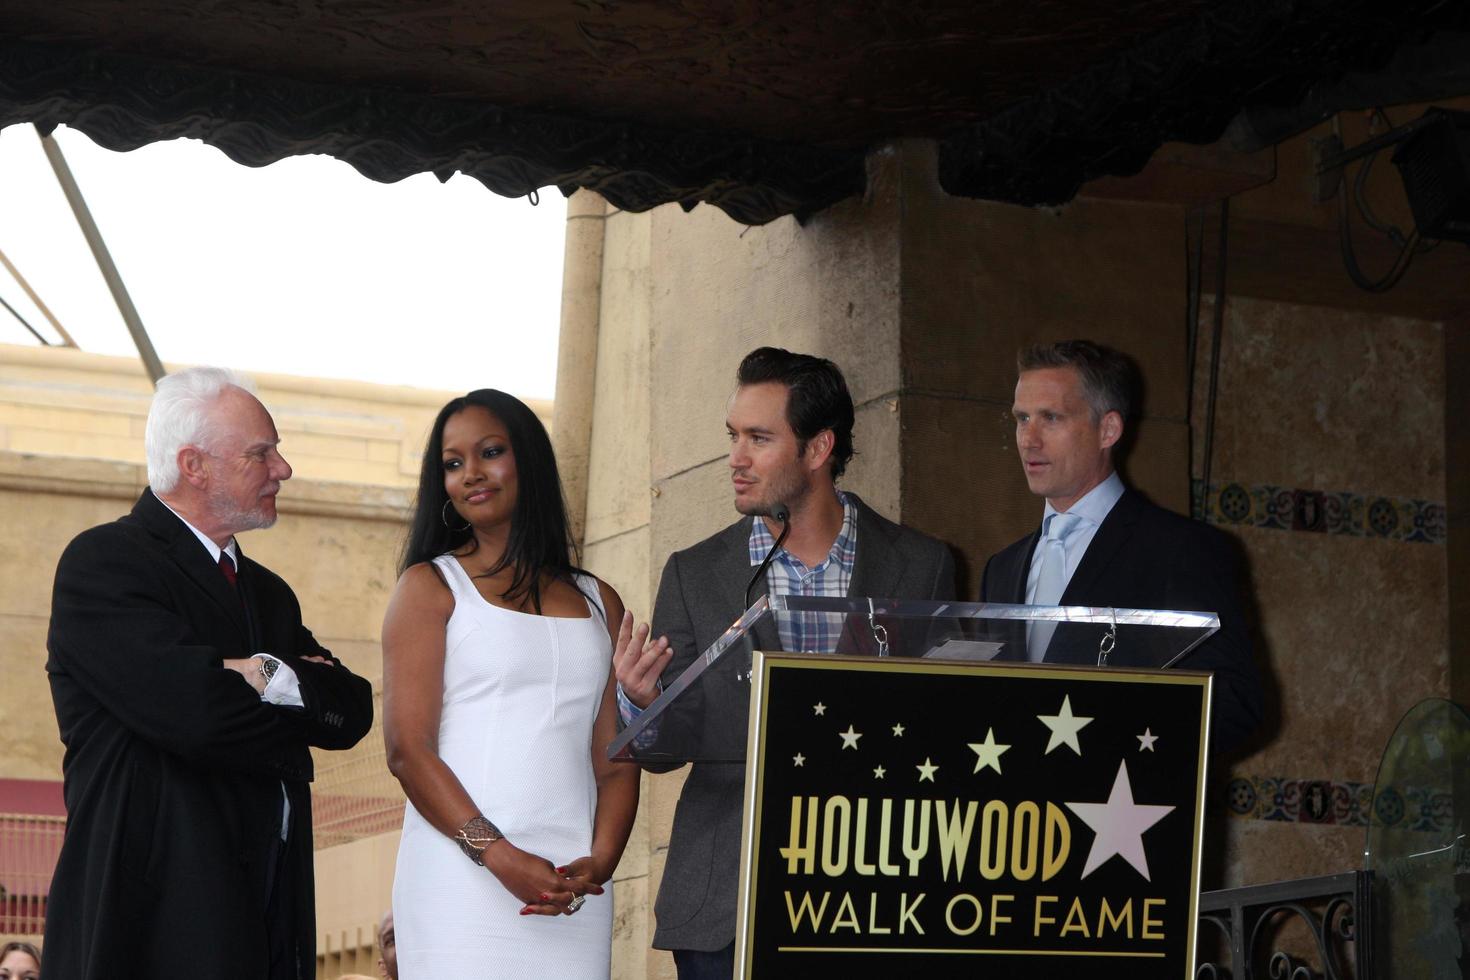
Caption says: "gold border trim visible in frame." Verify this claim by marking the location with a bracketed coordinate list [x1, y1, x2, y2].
[736, 652, 1211, 978]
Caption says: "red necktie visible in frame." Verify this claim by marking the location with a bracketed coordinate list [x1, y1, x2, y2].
[219, 552, 238, 588]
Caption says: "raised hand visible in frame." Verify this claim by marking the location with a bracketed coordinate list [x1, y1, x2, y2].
[611, 611, 672, 710]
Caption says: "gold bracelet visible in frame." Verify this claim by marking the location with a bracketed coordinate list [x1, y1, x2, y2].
[454, 815, 505, 866]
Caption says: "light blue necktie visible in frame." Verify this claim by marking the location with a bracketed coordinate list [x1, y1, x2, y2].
[1028, 512, 1080, 662]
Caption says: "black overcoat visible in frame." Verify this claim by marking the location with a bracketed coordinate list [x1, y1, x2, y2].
[43, 489, 374, 980]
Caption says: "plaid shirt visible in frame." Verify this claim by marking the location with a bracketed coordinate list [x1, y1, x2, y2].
[749, 490, 858, 652]
[616, 492, 859, 736]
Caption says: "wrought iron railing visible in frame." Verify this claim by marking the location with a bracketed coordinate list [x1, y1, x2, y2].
[1196, 870, 1373, 979]
[0, 812, 65, 936]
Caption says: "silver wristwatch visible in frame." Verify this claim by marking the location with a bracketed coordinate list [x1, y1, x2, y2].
[253, 655, 279, 686]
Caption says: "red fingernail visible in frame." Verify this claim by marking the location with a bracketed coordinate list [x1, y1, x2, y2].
[556, 866, 568, 874]
[540, 893, 550, 901]
[520, 908, 531, 916]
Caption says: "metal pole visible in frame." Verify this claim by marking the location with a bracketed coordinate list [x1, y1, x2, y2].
[34, 125, 164, 382]
[0, 246, 78, 347]
[0, 291, 49, 344]
[1200, 198, 1229, 508]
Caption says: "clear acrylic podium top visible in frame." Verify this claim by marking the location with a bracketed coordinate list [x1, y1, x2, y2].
[608, 594, 1219, 764]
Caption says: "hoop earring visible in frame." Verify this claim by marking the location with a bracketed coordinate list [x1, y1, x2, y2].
[442, 499, 470, 531]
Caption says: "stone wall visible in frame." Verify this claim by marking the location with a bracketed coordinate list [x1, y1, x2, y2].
[1193, 298, 1449, 882]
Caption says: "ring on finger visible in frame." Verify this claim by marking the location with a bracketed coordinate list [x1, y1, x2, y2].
[567, 894, 586, 913]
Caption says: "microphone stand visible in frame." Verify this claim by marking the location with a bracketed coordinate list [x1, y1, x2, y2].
[743, 504, 790, 612]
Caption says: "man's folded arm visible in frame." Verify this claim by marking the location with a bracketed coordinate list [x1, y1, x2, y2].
[273, 622, 374, 750]
[49, 535, 335, 772]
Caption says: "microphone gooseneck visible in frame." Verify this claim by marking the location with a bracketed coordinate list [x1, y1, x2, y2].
[743, 504, 791, 612]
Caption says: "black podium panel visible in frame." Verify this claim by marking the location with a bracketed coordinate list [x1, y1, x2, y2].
[736, 654, 1211, 979]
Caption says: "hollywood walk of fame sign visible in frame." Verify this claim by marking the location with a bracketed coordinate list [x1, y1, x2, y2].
[735, 653, 1212, 979]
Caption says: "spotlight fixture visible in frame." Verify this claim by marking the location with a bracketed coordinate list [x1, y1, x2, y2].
[1391, 107, 1470, 245]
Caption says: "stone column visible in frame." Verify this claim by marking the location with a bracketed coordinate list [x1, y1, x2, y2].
[552, 189, 608, 550]
[890, 141, 1190, 597]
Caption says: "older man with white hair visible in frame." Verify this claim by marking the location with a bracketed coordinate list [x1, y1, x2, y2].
[44, 366, 374, 980]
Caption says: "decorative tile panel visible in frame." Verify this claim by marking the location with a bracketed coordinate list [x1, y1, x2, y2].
[1193, 480, 1446, 545]
[1223, 775, 1452, 833]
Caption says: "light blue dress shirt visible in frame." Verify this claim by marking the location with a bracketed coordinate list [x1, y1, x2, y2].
[1023, 470, 1126, 603]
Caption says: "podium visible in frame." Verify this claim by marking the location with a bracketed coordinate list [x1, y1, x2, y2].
[610, 597, 1220, 978]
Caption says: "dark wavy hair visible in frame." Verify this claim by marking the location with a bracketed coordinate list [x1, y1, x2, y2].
[736, 346, 856, 480]
[399, 389, 582, 613]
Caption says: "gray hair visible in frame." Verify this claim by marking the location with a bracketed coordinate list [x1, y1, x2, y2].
[145, 366, 257, 494]
[1016, 340, 1137, 422]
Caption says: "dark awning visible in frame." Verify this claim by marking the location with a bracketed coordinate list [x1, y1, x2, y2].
[0, 0, 1464, 224]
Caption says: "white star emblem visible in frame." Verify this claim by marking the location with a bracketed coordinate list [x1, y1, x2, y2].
[813, 702, 826, 716]
[873, 765, 886, 780]
[792, 753, 805, 767]
[1038, 694, 1094, 755]
[839, 725, 862, 750]
[1137, 728, 1158, 752]
[916, 757, 938, 782]
[968, 728, 1011, 774]
[891, 722, 905, 737]
[1065, 760, 1175, 880]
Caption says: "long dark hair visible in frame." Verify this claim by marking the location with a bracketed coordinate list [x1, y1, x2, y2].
[400, 389, 582, 613]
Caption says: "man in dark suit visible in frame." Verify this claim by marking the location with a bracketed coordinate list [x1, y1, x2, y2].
[44, 366, 374, 980]
[980, 340, 1262, 751]
[615, 347, 956, 979]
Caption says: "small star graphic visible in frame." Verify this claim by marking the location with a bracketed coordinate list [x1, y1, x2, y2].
[793, 753, 806, 767]
[916, 758, 938, 782]
[1137, 729, 1159, 752]
[813, 702, 827, 716]
[891, 722, 906, 737]
[839, 725, 862, 750]
[873, 765, 886, 779]
[1065, 760, 1175, 880]
[1038, 694, 1094, 755]
[968, 727, 1011, 774]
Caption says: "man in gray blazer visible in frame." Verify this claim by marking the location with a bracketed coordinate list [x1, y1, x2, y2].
[616, 347, 956, 979]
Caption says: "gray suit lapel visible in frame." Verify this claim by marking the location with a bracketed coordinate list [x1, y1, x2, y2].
[847, 495, 904, 599]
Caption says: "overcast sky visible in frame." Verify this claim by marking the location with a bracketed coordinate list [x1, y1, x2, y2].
[0, 124, 566, 398]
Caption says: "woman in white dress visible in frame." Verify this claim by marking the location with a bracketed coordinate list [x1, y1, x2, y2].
[383, 389, 647, 979]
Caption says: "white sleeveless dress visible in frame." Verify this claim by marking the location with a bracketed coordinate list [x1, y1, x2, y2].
[393, 557, 614, 979]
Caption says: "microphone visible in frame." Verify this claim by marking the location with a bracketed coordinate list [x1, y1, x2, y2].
[743, 503, 791, 612]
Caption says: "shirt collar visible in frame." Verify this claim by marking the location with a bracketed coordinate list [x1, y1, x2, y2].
[157, 496, 239, 566]
[1041, 470, 1125, 529]
[749, 490, 856, 567]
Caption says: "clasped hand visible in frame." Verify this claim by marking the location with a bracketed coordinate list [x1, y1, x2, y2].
[484, 841, 608, 916]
